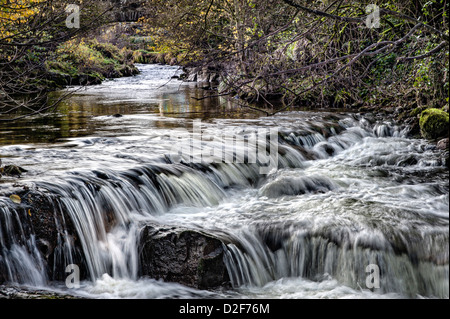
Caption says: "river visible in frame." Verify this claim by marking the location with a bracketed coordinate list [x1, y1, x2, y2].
[0, 64, 448, 299]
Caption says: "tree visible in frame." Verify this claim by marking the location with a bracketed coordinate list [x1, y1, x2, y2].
[0, 0, 113, 121]
[142, 0, 449, 114]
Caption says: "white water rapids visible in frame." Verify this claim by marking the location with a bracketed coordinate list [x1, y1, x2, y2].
[0, 65, 448, 299]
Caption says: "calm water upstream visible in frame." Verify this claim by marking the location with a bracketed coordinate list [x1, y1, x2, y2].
[0, 64, 448, 299]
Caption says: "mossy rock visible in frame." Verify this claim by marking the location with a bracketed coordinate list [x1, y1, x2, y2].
[419, 108, 449, 140]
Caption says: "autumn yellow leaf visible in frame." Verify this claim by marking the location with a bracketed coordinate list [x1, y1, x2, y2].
[9, 195, 21, 204]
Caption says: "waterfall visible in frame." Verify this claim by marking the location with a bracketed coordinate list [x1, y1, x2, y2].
[0, 201, 47, 286]
[0, 113, 448, 298]
[222, 225, 449, 298]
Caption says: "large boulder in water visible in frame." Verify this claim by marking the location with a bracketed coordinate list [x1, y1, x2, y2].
[419, 108, 449, 140]
[139, 224, 229, 289]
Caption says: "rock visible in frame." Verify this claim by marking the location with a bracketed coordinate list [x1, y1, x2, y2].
[139, 223, 229, 289]
[183, 66, 220, 83]
[437, 138, 449, 150]
[1, 190, 230, 288]
[197, 73, 210, 83]
[419, 108, 449, 140]
[0, 165, 28, 177]
[0, 188, 86, 283]
[196, 66, 210, 82]
[0, 285, 82, 299]
[208, 73, 219, 82]
[408, 121, 421, 137]
[395, 106, 404, 114]
[187, 72, 198, 82]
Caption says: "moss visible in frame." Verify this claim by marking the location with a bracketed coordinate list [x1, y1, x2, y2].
[410, 106, 428, 117]
[45, 39, 139, 89]
[132, 50, 157, 64]
[88, 40, 124, 62]
[419, 108, 449, 140]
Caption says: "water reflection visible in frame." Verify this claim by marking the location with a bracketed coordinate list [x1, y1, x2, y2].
[0, 64, 259, 146]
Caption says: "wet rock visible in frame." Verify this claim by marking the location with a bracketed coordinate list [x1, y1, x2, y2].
[179, 72, 187, 80]
[183, 66, 220, 83]
[208, 73, 219, 82]
[407, 121, 421, 138]
[437, 138, 449, 150]
[0, 188, 86, 283]
[197, 67, 210, 82]
[419, 108, 449, 140]
[139, 223, 229, 289]
[2, 187, 230, 288]
[0, 165, 28, 177]
[0, 285, 81, 299]
[259, 175, 338, 198]
[186, 71, 198, 82]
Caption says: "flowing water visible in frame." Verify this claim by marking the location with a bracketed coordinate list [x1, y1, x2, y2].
[0, 65, 448, 299]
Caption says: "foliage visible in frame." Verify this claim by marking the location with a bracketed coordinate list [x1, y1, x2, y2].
[47, 38, 138, 86]
[1, 0, 449, 120]
[0, 0, 112, 120]
[140, 0, 449, 114]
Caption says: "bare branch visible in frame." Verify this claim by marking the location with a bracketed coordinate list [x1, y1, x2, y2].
[281, 0, 363, 23]
[397, 41, 447, 61]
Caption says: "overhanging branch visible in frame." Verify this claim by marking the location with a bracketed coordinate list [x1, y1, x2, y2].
[281, 0, 449, 42]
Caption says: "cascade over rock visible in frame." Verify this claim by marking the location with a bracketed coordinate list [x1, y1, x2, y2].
[139, 223, 229, 289]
